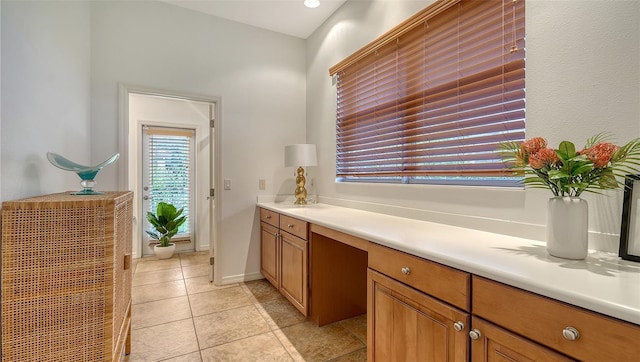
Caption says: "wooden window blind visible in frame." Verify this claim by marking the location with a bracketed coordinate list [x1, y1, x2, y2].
[330, 0, 525, 186]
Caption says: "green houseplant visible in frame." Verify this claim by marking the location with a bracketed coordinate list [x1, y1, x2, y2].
[146, 202, 187, 260]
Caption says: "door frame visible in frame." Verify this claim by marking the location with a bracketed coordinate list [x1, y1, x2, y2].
[118, 84, 222, 285]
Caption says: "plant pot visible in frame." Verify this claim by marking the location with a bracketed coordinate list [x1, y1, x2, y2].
[153, 243, 176, 260]
[546, 197, 588, 260]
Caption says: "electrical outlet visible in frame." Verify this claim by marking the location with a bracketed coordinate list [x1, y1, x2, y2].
[259, 179, 266, 190]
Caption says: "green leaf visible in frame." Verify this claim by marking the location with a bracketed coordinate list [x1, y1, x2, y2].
[548, 169, 570, 180]
[571, 163, 593, 175]
[557, 141, 576, 160]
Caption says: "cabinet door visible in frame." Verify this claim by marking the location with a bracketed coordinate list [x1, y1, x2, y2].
[470, 317, 574, 362]
[368, 269, 469, 362]
[260, 222, 279, 288]
[280, 231, 308, 316]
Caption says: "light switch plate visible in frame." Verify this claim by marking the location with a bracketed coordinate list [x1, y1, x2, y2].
[224, 179, 231, 190]
[259, 179, 266, 190]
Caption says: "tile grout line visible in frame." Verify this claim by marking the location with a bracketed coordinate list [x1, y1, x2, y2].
[180, 254, 205, 361]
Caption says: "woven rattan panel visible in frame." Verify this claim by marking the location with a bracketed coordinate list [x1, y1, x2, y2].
[112, 197, 132, 359]
[1, 191, 133, 362]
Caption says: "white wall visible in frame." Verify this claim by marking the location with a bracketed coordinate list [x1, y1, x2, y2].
[1, 1, 91, 201]
[89, 1, 307, 283]
[306, 0, 640, 253]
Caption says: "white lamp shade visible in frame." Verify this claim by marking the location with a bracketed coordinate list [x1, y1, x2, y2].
[284, 144, 317, 167]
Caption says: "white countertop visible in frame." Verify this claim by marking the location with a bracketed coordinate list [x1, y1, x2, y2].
[257, 202, 640, 325]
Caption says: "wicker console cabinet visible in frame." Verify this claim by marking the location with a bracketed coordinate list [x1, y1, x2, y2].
[1, 191, 133, 361]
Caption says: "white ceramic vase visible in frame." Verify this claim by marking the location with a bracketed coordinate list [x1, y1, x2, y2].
[546, 197, 588, 260]
[154, 243, 176, 260]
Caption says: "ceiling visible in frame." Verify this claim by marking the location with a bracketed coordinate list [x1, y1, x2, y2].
[159, 0, 348, 39]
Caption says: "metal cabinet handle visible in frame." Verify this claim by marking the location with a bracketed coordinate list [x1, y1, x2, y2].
[266, 215, 271, 219]
[469, 329, 482, 340]
[287, 224, 294, 228]
[453, 321, 465, 332]
[562, 327, 580, 341]
[401, 267, 411, 275]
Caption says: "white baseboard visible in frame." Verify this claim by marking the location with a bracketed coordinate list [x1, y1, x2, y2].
[220, 271, 264, 285]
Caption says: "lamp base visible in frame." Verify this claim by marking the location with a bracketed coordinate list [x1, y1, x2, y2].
[294, 166, 308, 205]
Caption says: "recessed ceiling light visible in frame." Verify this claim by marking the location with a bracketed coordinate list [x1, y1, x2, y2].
[304, 0, 320, 9]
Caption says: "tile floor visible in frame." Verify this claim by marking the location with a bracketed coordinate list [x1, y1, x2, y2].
[125, 251, 367, 362]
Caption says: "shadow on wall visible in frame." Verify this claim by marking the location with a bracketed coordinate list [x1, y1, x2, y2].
[275, 179, 297, 203]
[335, 180, 525, 209]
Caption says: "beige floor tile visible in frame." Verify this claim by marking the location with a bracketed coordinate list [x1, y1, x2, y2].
[132, 296, 192, 330]
[127, 319, 199, 362]
[328, 348, 367, 362]
[135, 257, 182, 273]
[188, 286, 252, 317]
[132, 280, 186, 305]
[272, 329, 305, 362]
[200, 332, 292, 362]
[159, 351, 203, 362]
[193, 305, 270, 350]
[254, 295, 307, 330]
[338, 314, 367, 345]
[184, 276, 237, 295]
[180, 251, 209, 267]
[241, 279, 281, 303]
[277, 321, 365, 362]
[182, 264, 210, 279]
[133, 268, 184, 287]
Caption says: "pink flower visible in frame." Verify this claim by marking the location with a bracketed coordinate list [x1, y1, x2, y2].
[522, 137, 547, 155]
[529, 148, 559, 169]
[582, 142, 619, 168]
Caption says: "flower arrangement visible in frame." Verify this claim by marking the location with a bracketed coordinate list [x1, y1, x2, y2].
[500, 133, 640, 197]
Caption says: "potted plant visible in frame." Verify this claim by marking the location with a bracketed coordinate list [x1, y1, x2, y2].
[146, 202, 187, 260]
[500, 133, 640, 259]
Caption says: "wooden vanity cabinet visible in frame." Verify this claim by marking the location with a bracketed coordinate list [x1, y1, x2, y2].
[470, 317, 574, 361]
[472, 276, 640, 361]
[259, 208, 279, 287]
[279, 223, 308, 314]
[259, 208, 308, 316]
[367, 243, 471, 362]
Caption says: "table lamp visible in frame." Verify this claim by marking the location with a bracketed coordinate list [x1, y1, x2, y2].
[284, 144, 317, 205]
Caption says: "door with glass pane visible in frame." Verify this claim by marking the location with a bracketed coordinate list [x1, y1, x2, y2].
[141, 126, 196, 256]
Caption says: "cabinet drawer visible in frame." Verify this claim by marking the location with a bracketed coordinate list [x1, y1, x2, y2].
[260, 208, 279, 227]
[280, 215, 308, 240]
[472, 276, 640, 361]
[368, 243, 470, 311]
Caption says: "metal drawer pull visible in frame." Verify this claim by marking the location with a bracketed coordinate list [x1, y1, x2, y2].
[469, 329, 482, 340]
[288, 224, 294, 228]
[266, 215, 271, 219]
[401, 267, 411, 275]
[562, 327, 580, 341]
[453, 321, 465, 332]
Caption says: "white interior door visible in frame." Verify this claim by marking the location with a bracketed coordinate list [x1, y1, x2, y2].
[209, 105, 216, 281]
